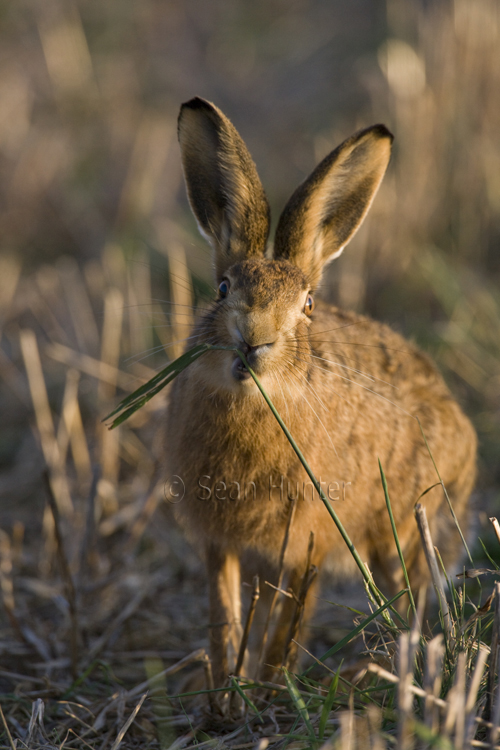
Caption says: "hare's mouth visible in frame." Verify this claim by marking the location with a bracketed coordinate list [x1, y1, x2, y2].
[231, 356, 251, 381]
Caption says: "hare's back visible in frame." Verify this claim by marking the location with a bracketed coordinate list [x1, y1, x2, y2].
[309, 303, 457, 414]
[307, 303, 475, 502]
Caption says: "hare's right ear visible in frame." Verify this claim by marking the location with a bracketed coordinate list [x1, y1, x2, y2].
[274, 125, 393, 290]
[178, 97, 270, 281]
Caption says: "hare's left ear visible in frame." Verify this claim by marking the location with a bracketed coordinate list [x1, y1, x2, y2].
[273, 125, 393, 290]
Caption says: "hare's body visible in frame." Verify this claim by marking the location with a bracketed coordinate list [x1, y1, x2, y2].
[169, 302, 474, 576]
[166, 98, 477, 688]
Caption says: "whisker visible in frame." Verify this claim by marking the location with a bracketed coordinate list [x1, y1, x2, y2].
[128, 258, 211, 297]
[294, 321, 366, 339]
[128, 256, 208, 280]
[149, 264, 209, 297]
[282, 338, 397, 389]
[142, 297, 212, 308]
[140, 235, 213, 266]
[299, 339, 409, 354]
[123, 301, 201, 310]
[282, 357, 329, 413]
[285, 341, 395, 371]
[275, 369, 293, 425]
[284, 356, 353, 407]
[270, 369, 291, 428]
[280, 318, 307, 340]
[281, 363, 338, 458]
[125, 343, 168, 363]
[293, 354, 376, 390]
[307, 351, 397, 389]
[276, 369, 293, 427]
[292, 356, 415, 419]
[132, 322, 195, 331]
[131, 312, 200, 326]
[138, 312, 201, 322]
[125, 334, 202, 364]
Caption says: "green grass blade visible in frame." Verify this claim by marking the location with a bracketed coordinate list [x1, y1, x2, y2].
[479, 538, 500, 570]
[282, 668, 316, 746]
[416, 417, 473, 563]
[435, 545, 459, 627]
[103, 343, 213, 428]
[301, 588, 408, 676]
[236, 349, 388, 612]
[230, 676, 262, 721]
[379, 459, 417, 620]
[281, 713, 302, 750]
[318, 665, 341, 741]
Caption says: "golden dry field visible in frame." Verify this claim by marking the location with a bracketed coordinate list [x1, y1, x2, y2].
[1, 1, 500, 747]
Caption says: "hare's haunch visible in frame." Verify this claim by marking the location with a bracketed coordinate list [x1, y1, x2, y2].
[166, 97, 477, 688]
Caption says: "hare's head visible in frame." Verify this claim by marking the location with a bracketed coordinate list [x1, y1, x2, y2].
[178, 97, 392, 395]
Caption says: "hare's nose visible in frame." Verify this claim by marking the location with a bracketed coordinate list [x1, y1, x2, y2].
[232, 327, 276, 380]
[239, 340, 274, 356]
[235, 327, 275, 355]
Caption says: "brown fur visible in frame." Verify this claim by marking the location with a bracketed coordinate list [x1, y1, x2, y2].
[166, 98, 477, 688]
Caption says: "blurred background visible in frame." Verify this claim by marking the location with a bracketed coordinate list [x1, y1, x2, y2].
[0, 0, 499, 727]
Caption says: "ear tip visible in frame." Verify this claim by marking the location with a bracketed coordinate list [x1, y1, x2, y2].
[179, 97, 219, 124]
[178, 97, 211, 136]
[370, 123, 394, 143]
[181, 96, 211, 112]
[178, 97, 221, 138]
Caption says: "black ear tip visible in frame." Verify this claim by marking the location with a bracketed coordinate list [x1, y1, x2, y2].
[371, 123, 394, 143]
[178, 98, 219, 133]
[180, 96, 213, 114]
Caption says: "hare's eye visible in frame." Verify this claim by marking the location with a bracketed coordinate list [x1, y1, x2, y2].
[304, 294, 314, 316]
[218, 279, 230, 298]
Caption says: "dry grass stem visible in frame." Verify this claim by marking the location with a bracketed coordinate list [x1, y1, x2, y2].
[414, 503, 450, 634]
[284, 532, 316, 671]
[424, 635, 444, 733]
[234, 575, 260, 678]
[257, 499, 296, 670]
[0, 703, 17, 750]
[59, 368, 92, 488]
[202, 652, 216, 713]
[43, 469, 79, 678]
[465, 646, 489, 741]
[160, 232, 194, 359]
[109, 692, 147, 750]
[489, 583, 500, 747]
[20, 328, 73, 514]
[485, 583, 500, 726]
[46, 342, 151, 390]
[490, 518, 500, 548]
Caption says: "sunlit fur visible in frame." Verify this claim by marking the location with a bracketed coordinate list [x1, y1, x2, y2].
[166, 97, 477, 688]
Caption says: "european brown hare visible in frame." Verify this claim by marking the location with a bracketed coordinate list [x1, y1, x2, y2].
[166, 97, 477, 689]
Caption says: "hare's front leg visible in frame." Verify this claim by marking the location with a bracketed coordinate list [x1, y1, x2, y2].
[260, 568, 320, 683]
[206, 545, 243, 687]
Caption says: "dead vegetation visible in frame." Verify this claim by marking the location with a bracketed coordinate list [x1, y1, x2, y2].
[1, 0, 500, 747]
[0, 180, 499, 748]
